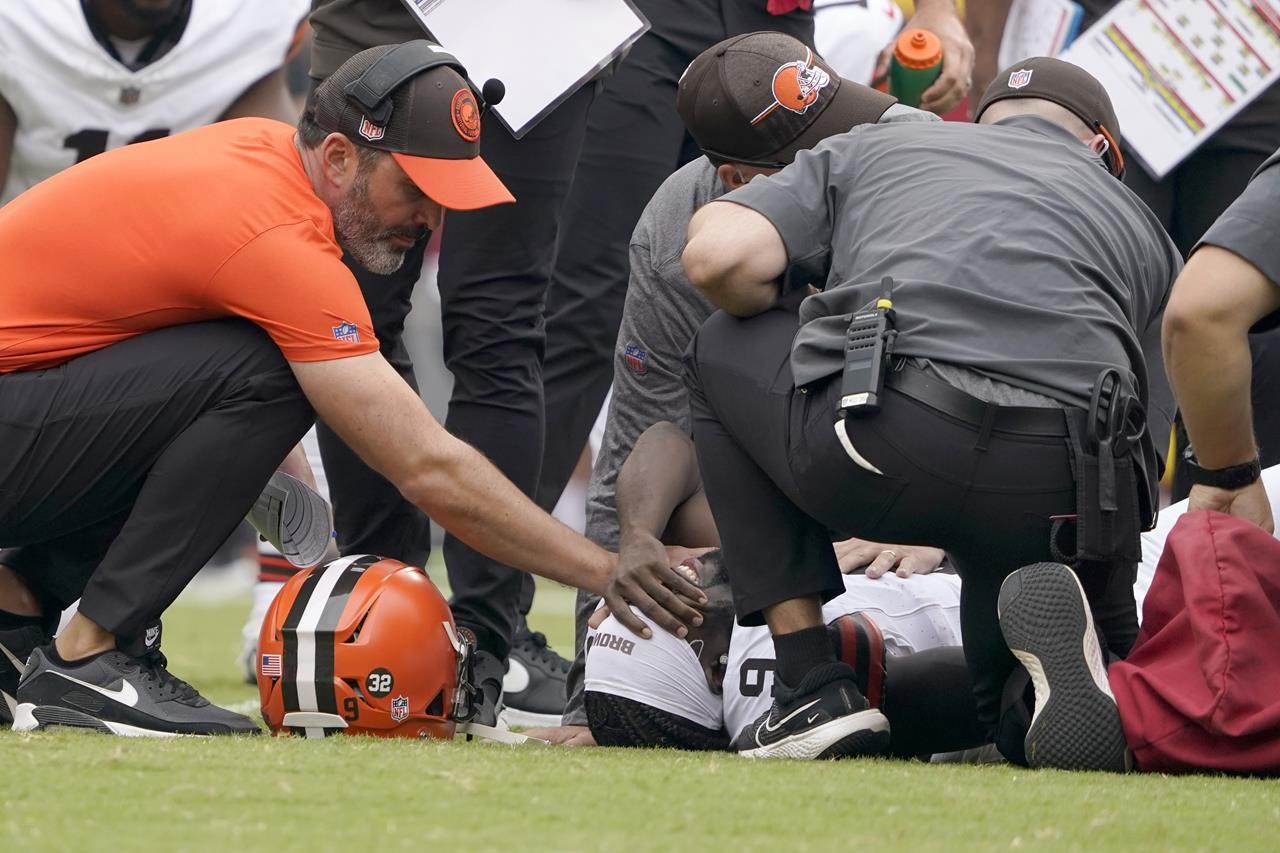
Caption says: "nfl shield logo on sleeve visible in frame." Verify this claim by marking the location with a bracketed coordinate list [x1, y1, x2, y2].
[390, 695, 409, 722]
[332, 322, 360, 343]
[1007, 69, 1034, 89]
[623, 343, 648, 377]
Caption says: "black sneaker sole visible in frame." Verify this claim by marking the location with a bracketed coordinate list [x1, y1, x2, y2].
[998, 563, 1130, 772]
[738, 708, 890, 760]
[12, 702, 183, 737]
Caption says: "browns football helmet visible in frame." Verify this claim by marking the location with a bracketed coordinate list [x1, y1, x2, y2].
[258, 555, 472, 739]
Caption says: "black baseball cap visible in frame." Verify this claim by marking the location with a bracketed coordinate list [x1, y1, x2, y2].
[677, 31, 898, 167]
[973, 56, 1125, 177]
[310, 42, 514, 210]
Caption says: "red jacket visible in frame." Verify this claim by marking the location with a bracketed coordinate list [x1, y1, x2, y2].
[1110, 510, 1280, 774]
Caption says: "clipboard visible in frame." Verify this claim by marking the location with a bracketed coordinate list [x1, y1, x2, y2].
[1060, 0, 1280, 179]
[398, 0, 650, 139]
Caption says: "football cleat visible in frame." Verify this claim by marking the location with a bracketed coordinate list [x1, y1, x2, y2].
[0, 622, 47, 726]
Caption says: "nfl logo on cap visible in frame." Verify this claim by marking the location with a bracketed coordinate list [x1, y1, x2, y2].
[358, 116, 385, 141]
[1007, 69, 1033, 89]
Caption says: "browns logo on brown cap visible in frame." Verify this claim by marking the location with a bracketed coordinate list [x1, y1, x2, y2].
[677, 32, 896, 168]
[451, 89, 481, 142]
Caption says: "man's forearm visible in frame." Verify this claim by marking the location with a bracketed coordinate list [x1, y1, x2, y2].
[1166, 323, 1258, 468]
[684, 200, 788, 316]
[403, 439, 615, 594]
[617, 422, 702, 544]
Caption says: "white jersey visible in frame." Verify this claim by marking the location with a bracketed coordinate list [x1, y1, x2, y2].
[584, 608, 723, 731]
[814, 0, 904, 86]
[0, 0, 308, 203]
[723, 572, 962, 738]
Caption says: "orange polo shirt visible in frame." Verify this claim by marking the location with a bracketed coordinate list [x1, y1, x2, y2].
[0, 118, 378, 373]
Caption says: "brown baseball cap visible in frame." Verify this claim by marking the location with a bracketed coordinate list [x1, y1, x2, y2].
[310, 42, 514, 210]
[677, 31, 898, 167]
[973, 56, 1125, 177]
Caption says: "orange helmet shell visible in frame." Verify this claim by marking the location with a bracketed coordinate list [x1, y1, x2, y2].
[258, 556, 458, 739]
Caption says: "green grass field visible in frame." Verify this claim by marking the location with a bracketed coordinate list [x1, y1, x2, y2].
[2, 573, 1278, 852]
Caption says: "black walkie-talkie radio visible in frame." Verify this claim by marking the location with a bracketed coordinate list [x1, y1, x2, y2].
[838, 277, 897, 418]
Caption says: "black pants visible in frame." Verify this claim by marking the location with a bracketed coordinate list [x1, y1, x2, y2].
[316, 85, 596, 659]
[0, 320, 313, 646]
[535, 0, 816, 512]
[685, 306, 1138, 756]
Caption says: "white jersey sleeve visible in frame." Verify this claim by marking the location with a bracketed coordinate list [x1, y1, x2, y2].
[585, 608, 723, 732]
[722, 572, 963, 738]
[0, 0, 309, 203]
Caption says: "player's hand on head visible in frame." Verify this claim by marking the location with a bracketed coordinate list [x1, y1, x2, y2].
[834, 538, 946, 578]
[873, 4, 975, 115]
[603, 532, 707, 640]
[1187, 481, 1275, 534]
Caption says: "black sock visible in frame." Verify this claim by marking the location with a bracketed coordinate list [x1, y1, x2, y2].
[0, 610, 43, 631]
[773, 625, 835, 688]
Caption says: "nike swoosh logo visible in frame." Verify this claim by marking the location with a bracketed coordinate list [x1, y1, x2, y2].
[762, 698, 821, 734]
[806, 713, 820, 724]
[51, 671, 139, 707]
[503, 658, 531, 694]
[0, 641, 25, 672]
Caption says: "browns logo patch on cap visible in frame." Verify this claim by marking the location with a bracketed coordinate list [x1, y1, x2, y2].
[451, 89, 481, 142]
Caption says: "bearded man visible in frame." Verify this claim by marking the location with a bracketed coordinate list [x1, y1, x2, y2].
[0, 42, 695, 737]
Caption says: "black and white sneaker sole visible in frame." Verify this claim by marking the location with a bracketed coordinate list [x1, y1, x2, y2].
[738, 708, 890, 760]
[11, 703, 183, 738]
[998, 562, 1131, 772]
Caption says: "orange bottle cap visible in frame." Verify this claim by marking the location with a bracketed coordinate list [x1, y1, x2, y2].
[893, 28, 942, 70]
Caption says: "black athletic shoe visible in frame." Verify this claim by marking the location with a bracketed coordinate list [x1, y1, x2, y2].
[503, 629, 569, 728]
[730, 661, 890, 759]
[463, 648, 506, 729]
[998, 562, 1131, 772]
[13, 646, 260, 737]
[0, 623, 48, 726]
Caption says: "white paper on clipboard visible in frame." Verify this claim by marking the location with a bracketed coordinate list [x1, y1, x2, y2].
[998, 0, 1084, 68]
[1060, 0, 1280, 179]
[398, 0, 650, 139]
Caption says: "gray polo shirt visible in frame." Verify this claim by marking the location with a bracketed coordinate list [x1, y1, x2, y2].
[1196, 147, 1280, 300]
[723, 115, 1182, 427]
[582, 105, 938, 553]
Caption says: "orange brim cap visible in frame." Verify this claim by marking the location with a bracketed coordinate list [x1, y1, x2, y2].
[392, 151, 515, 211]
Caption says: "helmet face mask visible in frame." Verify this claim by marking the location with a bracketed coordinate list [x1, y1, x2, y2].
[257, 556, 462, 739]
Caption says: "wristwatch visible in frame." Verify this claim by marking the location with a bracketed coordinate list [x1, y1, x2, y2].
[1183, 454, 1262, 489]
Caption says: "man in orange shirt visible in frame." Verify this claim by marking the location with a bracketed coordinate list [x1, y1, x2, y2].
[0, 41, 703, 736]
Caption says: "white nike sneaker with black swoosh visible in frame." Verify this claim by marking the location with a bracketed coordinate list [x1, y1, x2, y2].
[13, 645, 260, 736]
[731, 661, 890, 759]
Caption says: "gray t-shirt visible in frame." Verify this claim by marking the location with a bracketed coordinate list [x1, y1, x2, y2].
[1196, 147, 1280, 299]
[724, 115, 1182, 429]
[583, 105, 937, 552]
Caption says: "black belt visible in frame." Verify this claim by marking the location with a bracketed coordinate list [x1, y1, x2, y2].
[886, 364, 1068, 436]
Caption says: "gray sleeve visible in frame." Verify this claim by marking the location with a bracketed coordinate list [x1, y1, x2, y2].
[1195, 151, 1280, 289]
[719, 143, 840, 268]
[570, 234, 714, 727]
